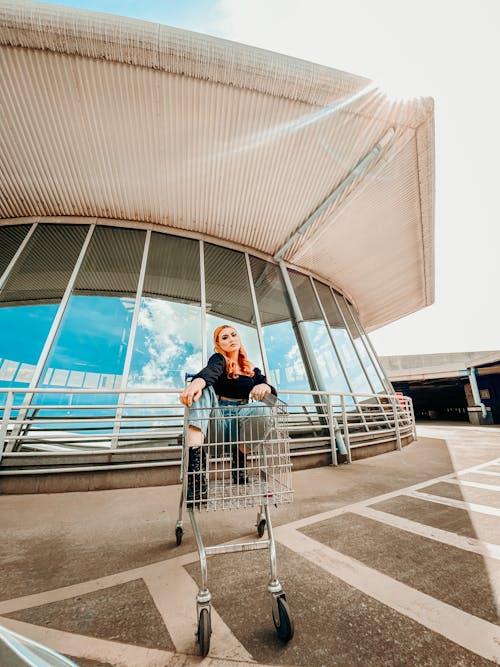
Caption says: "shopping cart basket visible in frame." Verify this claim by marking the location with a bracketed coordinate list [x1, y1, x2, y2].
[175, 376, 294, 656]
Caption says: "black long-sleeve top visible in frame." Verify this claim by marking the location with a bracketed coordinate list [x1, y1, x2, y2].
[193, 353, 277, 399]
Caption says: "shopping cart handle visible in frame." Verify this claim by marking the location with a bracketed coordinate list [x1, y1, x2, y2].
[185, 373, 197, 381]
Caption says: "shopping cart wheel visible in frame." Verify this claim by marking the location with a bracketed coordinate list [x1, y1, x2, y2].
[198, 607, 211, 657]
[175, 526, 183, 546]
[257, 518, 266, 538]
[272, 595, 294, 642]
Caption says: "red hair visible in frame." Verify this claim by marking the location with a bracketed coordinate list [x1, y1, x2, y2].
[213, 325, 255, 379]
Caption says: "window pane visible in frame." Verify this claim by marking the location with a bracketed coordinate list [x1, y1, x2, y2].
[249, 257, 311, 396]
[205, 244, 262, 369]
[128, 233, 202, 388]
[36, 295, 134, 441]
[346, 300, 388, 392]
[336, 295, 385, 393]
[1, 224, 89, 305]
[288, 270, 350, 395]
[38, 227, 145, 420]
[0, 224, 31, 278]
[41, 295, 134, 389]
[314, 280, 372, 394]
[74, 226, 144, 297]
[0, 225, 88, 393]
[143, 233, 201, 303]
[0, 305, 57, 389]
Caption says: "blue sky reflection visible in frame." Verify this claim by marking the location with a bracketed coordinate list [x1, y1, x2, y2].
[129, 297, 202, 389]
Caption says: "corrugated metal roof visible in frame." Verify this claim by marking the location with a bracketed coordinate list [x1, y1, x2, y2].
[0, 0, 435, 330]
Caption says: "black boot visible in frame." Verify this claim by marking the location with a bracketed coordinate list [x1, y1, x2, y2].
[186, 447, 207, 505]
[231, 444, 249, 485]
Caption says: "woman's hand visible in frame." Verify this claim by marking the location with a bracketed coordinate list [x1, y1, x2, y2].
[250, 383, 271, 402]
[180, 378, 206, 406]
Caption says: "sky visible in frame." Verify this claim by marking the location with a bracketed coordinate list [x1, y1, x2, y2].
[38, 0, 500, 357]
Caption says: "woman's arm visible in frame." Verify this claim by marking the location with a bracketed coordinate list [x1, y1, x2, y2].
[250, 367, 277, 400]
[179, 377, 206, 406]
[179, 353, 225, 406]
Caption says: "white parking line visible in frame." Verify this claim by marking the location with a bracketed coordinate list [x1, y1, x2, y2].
[0, 551, 254, 664]
[283, 456, 500, 531]
[275, 526, 500, 664]
[446, 478, 500, 492]
[464, 470, 500, 478]
[353, 505, 500, 560]
[407, 491, 500, 517]
[0, 617, 173, 667]
[143, 560, 254, 662]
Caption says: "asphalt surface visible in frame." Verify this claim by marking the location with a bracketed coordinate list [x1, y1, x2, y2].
[1, 422, 500, 666]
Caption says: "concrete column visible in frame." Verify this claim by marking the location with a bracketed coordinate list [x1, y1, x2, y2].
[467, 368, 492, 425]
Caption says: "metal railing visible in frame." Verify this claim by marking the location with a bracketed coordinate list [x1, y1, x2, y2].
[0, 387, 415, 474]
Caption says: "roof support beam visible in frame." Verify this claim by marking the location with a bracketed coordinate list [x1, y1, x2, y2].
[273, 127, 395, 262]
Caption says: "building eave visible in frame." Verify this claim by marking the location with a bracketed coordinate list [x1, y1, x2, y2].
[0, 0, 435, 330]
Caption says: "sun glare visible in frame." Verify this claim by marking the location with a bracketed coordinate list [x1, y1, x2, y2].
[374, 74, 425, 103]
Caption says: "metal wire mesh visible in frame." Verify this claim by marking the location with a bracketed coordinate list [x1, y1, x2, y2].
[182, 397, 293, 511]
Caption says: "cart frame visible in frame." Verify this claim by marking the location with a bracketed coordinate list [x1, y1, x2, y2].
[175, 379, 294, 655]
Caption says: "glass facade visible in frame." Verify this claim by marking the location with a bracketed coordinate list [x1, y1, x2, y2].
[0, 221, 391, 431]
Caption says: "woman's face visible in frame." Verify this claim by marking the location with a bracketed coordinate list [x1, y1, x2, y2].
[217, 327, 241, 354]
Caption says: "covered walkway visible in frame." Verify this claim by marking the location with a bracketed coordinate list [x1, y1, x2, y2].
[381, 351, 500, 425]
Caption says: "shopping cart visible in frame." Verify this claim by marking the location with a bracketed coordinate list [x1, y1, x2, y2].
[175, 376, 294, 656]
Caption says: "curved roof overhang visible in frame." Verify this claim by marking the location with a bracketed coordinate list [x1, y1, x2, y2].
[0, 0, 435, 330]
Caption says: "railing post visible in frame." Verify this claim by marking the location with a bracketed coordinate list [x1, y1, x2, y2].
[110, 391, 122, 450]
[408, 397, 417, 440]
[326, 393, 337, 465]
[392, 395, 402, 451]
[0, 390, 14, 462]
[341, 394, 351, 463]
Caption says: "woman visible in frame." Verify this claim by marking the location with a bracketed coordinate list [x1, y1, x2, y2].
[180, 324, 276, 503]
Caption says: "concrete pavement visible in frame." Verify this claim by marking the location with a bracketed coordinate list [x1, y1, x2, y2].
[1, 423, 500, 666]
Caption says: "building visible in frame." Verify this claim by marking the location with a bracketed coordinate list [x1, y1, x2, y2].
[381, 351, 500, 425]
[0, 1, 434, 490]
